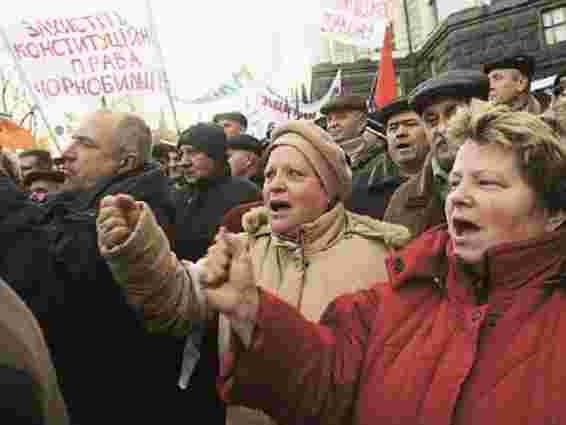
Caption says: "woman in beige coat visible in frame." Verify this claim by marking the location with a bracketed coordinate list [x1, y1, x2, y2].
[97, 120, 410, 425]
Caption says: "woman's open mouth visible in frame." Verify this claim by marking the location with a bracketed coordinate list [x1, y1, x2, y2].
[270, 200, 291, 213]
[452, 218, 481, 237]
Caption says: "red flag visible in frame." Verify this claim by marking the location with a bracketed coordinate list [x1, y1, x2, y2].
[373, 25, 396, 110]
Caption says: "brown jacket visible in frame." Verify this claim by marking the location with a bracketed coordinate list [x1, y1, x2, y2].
[383, 149, 445, 239]
[101, 202, 410, 425]
[0, 278, 68, 425]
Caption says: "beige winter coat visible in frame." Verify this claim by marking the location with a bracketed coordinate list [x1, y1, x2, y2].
[101, 201, 410, 425]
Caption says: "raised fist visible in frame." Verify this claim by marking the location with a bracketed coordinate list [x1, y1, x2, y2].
[97, 194, 142, 249]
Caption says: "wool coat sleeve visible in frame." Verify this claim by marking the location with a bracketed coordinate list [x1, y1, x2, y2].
[221, 287, 380, 425]
[100, 202, 209, 337]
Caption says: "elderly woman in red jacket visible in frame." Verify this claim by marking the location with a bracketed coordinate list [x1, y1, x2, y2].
[193, 103, 566, 425]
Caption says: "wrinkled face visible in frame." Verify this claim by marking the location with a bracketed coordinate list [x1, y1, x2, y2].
[326, 110, 365, 143]
[488, 69, 526, 104]
[218, 119, 243, 138]
[263, 145, 329, 236]
[446, 141, 552, 266]
[167, 151, 183, 179]
[422, 97, 467, 171]
[62, 113, 119, 192]
[19, 155, 40, 178]
[386, 111, 429, 175]
[227, 148, 255, 177]
[178, 145, 216, 179]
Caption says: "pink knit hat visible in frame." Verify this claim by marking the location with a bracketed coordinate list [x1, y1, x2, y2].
[268, 120, 352, 202]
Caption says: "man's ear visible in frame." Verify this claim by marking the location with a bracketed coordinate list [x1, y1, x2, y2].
[547, 209, 566, 232]
[117, 154, 138, 174]
[518, 75, 529, 94]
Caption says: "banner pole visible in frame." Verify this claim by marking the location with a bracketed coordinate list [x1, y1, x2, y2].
[145, 0, 182, 135]
[0, 24, 62, 154]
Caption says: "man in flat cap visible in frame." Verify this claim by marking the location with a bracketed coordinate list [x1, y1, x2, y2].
[322, 95, 399, 218]
[384, 69, 489, 239]
[213, 111, 248, 138]
[345, 98, 425, 219]
[226, 134, 265, 188]
[482, 53, 541, 113]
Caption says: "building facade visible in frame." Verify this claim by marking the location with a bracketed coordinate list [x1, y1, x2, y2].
[312, 0, 566, 105]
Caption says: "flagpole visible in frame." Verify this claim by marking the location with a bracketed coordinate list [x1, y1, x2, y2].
[145, 0, 182, 135]
[0, 25, 62, 154]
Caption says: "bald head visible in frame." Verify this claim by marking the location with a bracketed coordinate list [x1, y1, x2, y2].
[62, 111, 152, 192]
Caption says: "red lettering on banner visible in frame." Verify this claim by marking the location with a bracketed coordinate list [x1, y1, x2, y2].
[13, 44, 28, 59]
[87, 77, 101, 95]
[26, 42, 40, 58]
[75, 79, 87, 95]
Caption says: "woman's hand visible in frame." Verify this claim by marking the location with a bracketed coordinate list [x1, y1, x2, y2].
[97, 194, 142, 249]
[203, 228, 258, 320]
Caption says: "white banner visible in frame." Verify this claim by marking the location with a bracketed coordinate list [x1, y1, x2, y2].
[320, 0, 395, 49]
[4, 9, 164, 100]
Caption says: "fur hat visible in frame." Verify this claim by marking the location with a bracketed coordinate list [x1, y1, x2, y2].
[177, 123, 226, 162]
[320, 95, 367, 115]
[23, 170, 65, 187]
[269, 120, 352, 202]
[409, 70, 489, 116]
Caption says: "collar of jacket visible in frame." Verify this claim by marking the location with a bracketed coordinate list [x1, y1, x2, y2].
[505, 92, 542, 114]
[386, 225, 566, 294]
[244, 202, 411, 255]
[51, 162, 169, 212]
[182, 163, 231, 194]
[350, 140, 387, 172]
[401, 150, 441, 209]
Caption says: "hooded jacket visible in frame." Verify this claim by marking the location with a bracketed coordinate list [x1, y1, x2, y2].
[221, 225, 566, 425]
[101, 200, 410, 425]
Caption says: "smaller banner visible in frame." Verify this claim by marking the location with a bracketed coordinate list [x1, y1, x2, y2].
[320, 0, 395, 49]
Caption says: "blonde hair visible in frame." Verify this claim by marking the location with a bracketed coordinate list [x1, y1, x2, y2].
[447, 102, 566, 211]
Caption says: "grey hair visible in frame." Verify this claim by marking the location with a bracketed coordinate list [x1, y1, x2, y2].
[111, 114, 152, 167]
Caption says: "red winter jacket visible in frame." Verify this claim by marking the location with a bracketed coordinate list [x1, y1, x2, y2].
[222, 226, 566, 425]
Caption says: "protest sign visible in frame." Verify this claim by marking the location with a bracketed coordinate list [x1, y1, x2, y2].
[320, 0, 397, 49]
[4, 9, 164, 100]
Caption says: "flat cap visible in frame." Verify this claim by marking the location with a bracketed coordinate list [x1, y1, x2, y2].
[24, 170, 65, 187]
[226, 134, 264, 155]
[212, 111, 248, 129]
[409, 70, 489, 115]
[371, 97, 414, 127]
[320, 95, 367, 115]
[482, 54, 536, 80]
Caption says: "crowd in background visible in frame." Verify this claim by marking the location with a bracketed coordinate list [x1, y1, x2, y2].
[0, 53, 566, 425]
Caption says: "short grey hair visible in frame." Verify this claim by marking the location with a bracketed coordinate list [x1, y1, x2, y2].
[111, 114, 152, 167]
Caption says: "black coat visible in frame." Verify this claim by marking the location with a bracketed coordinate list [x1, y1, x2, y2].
[0, 164, 225, 425]
[173, 175, 261, 262]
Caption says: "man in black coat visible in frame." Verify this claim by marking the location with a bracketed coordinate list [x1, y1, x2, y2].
[0, 112, 224, 425]
[174, 123, 261, 262]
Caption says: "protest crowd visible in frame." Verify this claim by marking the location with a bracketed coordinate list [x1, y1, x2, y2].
[2, 13, 566, 423]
